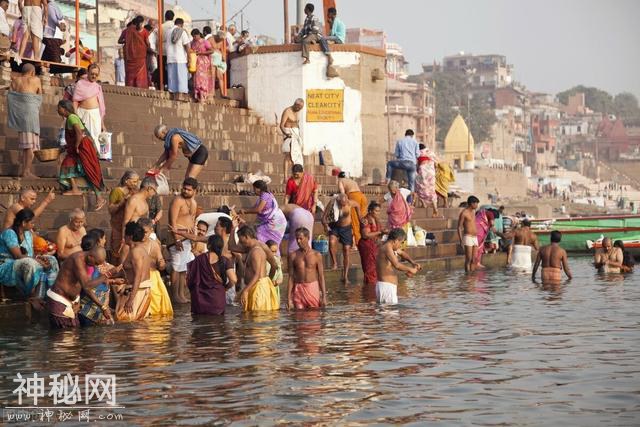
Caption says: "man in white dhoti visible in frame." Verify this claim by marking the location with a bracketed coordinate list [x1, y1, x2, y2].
[508, 219, 538, 271]
[72, 64, 106, 152]
[280, 98, 305, 183]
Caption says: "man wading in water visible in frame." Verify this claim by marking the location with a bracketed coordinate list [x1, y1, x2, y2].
[532, 230, 572, 284]
[375, 228, 420, 305]
[458, 195, 479, 273]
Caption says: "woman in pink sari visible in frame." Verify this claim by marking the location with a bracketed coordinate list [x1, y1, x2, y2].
[474, 208, 495, 268]
[384, 180, 413, 230]
[190, 29, 214, 102]
[415, 143, 439, 217]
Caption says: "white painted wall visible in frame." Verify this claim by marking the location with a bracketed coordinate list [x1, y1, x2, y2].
[231, 51, 364, 176]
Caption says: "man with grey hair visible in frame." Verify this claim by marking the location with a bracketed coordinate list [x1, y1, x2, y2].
[121, 176, 158, 256]
[152, 124, 208, 179]
[56, 208, 87, 261]
[2, 188, 55, 229]
[280, 98, 305, 183]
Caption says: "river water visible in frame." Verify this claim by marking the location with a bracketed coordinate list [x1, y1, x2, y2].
[1, 258, 639, 426]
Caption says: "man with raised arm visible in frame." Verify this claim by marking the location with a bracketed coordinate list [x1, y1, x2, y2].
[375, 228, 420, 305]
[2, 189, 54, 229]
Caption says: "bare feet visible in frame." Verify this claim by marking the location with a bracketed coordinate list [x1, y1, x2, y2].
[302, 58, 310, 65]
[330, 264, 338, 271]
[21, 171, 37, 179]
[28, 297, 45, 311]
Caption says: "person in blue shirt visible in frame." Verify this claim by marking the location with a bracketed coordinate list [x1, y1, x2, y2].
[325, 7, 345, 44]
[386, 129, 420, 193]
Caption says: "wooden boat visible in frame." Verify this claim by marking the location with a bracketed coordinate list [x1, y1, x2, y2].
[532, 214, 640, 252]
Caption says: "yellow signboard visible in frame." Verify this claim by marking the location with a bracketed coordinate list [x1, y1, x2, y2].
[306, 89, 344, 122]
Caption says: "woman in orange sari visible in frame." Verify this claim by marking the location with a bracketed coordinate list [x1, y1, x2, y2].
[190, 29, 214, 102]
[57, 100, 106, 211]
[285, 164, 318, 213]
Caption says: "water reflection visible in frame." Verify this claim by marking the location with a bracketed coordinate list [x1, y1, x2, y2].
[0, 258, 638, 425]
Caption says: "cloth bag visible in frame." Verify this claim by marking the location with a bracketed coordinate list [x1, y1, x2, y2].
[97, 132, 112, 161]
[146, 171, 170, 195]
[405, 223, 417, 247]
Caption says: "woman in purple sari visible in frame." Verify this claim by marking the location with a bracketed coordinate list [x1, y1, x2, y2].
[239, 180, 287, 254]
[187, 235, 237, 315]
[474, 208, 495, 268]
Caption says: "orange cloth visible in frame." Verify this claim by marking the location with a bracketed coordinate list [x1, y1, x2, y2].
[347, 191, 367, 245]
[292, 281, 321, 309]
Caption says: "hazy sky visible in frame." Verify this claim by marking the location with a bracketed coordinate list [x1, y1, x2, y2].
[180, 0, 640, 98]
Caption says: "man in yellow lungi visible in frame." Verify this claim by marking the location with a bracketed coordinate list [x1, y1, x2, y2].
[234, 225, 280, 311]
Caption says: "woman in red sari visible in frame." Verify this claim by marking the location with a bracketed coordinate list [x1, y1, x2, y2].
[285, 164, 318, 213]
[122, 16, 149, 88]
[57, 100, 106, 211]
[358, 201, 386, 285]
[190, 29, 214, 102]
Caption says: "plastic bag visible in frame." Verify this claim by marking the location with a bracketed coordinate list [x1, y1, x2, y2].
[414, 226, 426, 247]
[188, 51, 197, 73]
[57, 127, 66, 148]
[98, 132, 112, 161]
[146, 170, 171, 196]
[405, 223, 417, 247]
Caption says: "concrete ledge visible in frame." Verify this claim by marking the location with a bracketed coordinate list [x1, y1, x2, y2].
[233, 43, 386, 58]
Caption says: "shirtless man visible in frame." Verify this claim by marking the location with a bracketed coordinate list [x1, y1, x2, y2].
[280, 98, 305, 182]
[56, 208, 86, 261]
[532, 230, 572, 283]
[458, 195, 480, 273]
[122, 177, 157, 252]
[322, 193, 362, 283]
[47, 246, 112, 329]
[19, 0, 47, 60]
[115, 221, 152, 321]
[2, 189, 54, 229]
[287, 227, 327, 310]
[168, 178, 198, 303]
[593, 236, 623, 274]
[375, 228, 419, 305]
[235, 225, 279, 311]
[9, 63, 42, 177]
[337, 172, 361, 195]
[507, 219, 539, 271]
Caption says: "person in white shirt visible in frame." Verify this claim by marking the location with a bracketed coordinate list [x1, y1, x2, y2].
[165, 17, 191, 99]
[0, 0, 11, 56]
[145, 20, 157, 87]
[225, 24, 237, 53]
[157, 9, 174, 89]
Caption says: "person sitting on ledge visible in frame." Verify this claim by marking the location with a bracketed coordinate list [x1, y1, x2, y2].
[151, 124, 208, 179]
[324, 7, 345, 45]
[56, 208, 87, 262]
[385, 129, 419, 196]
[296, 3, 332, 65]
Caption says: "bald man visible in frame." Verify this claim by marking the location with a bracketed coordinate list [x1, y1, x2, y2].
[8, 63, 42, 178]
[594, 237, 623, 274]
[2, 189, 55, 229]
[280, 98, 305, 183]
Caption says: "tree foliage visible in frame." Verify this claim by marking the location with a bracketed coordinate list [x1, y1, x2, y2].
[428, 72, 496, 143]
[557, 86, 640, 125]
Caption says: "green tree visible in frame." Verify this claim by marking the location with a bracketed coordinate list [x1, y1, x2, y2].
[557, 85, 614, 113]
[427, 72, 496, 143]
[613, 92, 640, 125]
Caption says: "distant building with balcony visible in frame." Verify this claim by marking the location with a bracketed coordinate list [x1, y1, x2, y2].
[385, 79, 436, 150]
[443, 52, 512, 94]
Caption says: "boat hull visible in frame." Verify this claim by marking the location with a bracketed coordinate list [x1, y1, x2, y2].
[536, 229, 640, 252]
